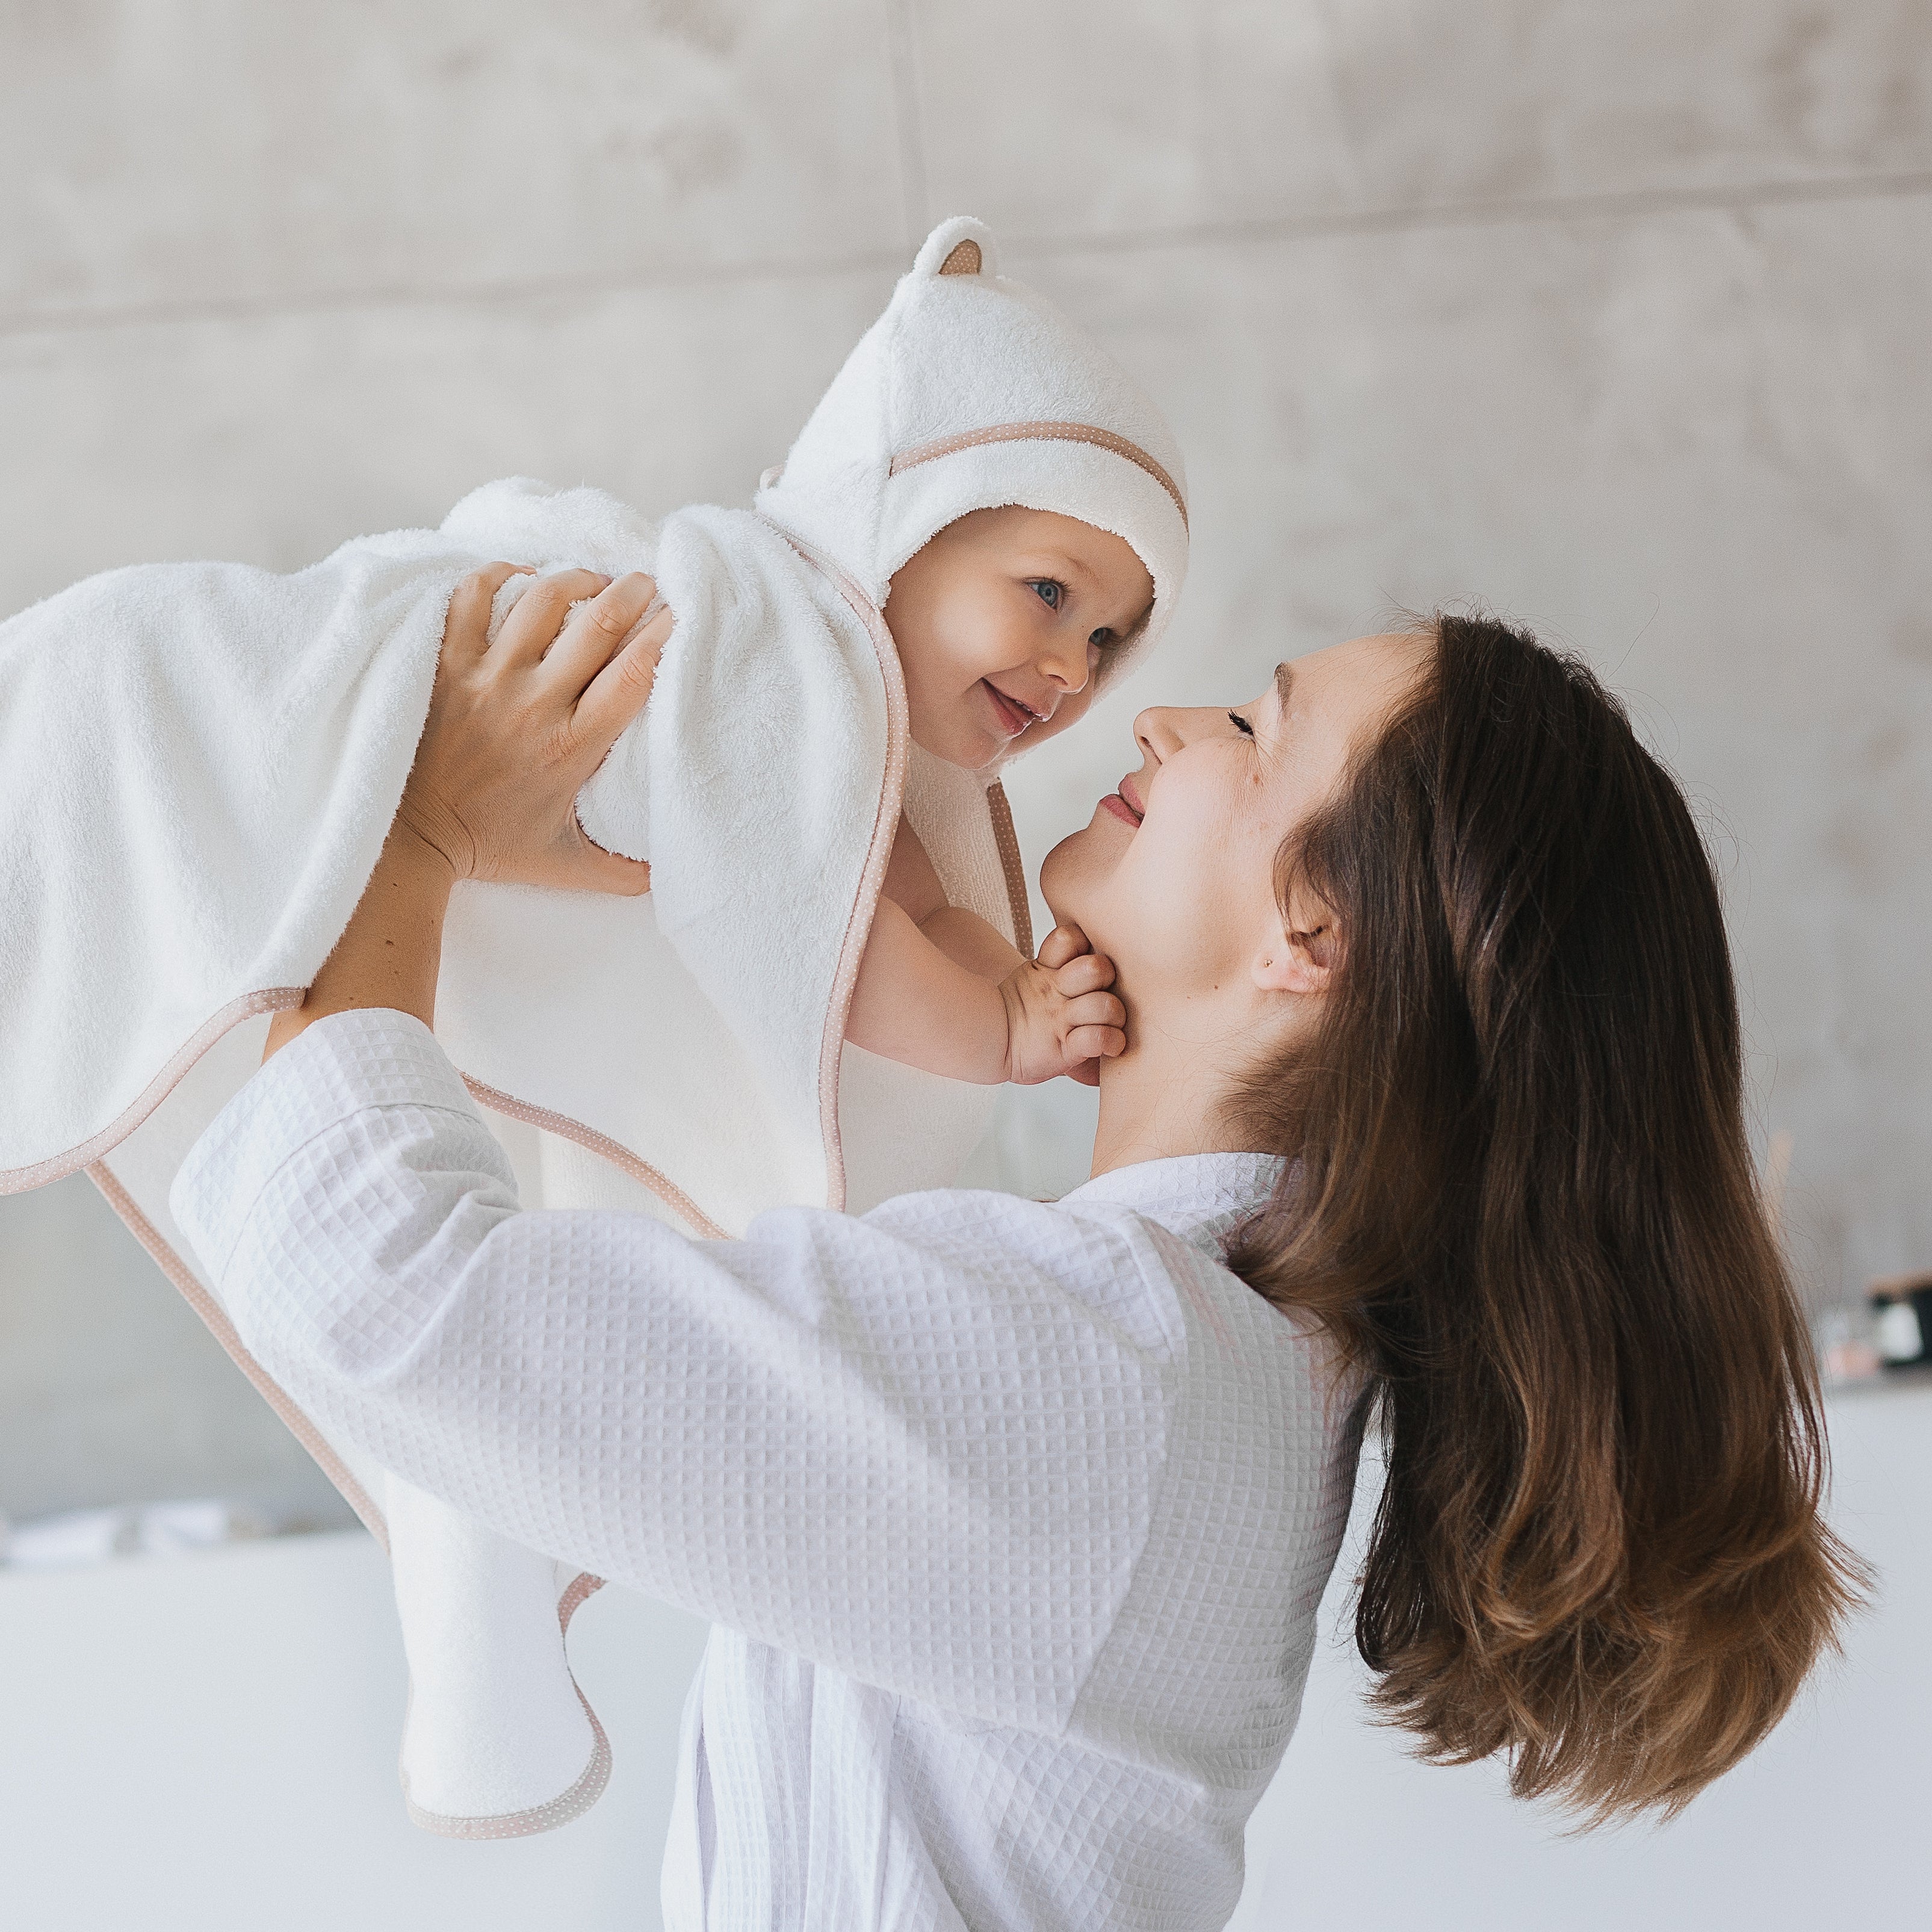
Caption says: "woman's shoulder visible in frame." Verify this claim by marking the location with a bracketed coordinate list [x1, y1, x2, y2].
[854, 1153, 1330, 1378]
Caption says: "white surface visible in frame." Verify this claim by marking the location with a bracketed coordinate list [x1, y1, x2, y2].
[1230, 1380, 1932, 1931]
[0, 1531, 711, 1931]
[3, 1387, 1920, 1931]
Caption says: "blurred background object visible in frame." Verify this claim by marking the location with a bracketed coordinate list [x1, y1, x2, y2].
[1815, 1299, 1886, 1385]
[0, 1172, 357, 1528]
[1, 4, 1928, 1926]
[2, 1494, 280, 1570]
[1868, 1268, 1932, 1369]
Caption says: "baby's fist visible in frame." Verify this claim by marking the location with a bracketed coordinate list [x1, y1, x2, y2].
[999, 923, 1127, 1086]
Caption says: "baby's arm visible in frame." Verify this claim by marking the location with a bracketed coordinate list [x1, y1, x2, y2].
[847, 901, 1124, 1084]
[846, 820, 1125, 1084]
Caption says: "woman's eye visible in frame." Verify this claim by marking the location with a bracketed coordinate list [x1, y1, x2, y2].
[1228, 709, 1255, 737]
[1029, 580, 1064, 611]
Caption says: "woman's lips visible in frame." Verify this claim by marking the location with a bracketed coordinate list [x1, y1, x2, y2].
[982, 680, 1040, 738]
[1100, 774, 1145, 829]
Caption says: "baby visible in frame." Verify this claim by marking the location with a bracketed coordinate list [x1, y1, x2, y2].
[801, 499, 1148, 1088]
[0, 214, 1189, 1833]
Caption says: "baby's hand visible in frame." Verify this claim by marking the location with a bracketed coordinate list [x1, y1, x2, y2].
[999, 924, 1127, 1086]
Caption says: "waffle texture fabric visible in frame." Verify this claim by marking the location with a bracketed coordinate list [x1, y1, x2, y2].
[172, 1010, 1367, 1932]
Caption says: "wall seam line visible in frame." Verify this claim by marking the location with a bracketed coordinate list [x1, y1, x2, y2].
[4, 167, 1927, 339]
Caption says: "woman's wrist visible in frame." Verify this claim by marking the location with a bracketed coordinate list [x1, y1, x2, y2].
[264, 820, 457, 1060]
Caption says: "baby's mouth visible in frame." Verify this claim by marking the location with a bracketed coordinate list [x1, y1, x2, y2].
[982, 680, 1045, 738]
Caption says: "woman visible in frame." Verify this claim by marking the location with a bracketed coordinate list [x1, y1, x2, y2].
[173, 566, 1858, 1929]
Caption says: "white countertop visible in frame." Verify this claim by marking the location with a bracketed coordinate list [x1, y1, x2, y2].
[1226, 1378, 1932, 1931]
[2, 1383, 1924, 1932]
[0, 1528, 710, 1931]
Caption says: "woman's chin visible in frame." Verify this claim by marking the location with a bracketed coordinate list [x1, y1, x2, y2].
[1040, 812, 1116, 923]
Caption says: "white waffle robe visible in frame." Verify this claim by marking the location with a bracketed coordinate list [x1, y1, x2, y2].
[172, 1011, 1367, 1932]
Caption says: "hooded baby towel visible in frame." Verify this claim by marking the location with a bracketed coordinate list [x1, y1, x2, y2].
[0, 217, 1189, 1833]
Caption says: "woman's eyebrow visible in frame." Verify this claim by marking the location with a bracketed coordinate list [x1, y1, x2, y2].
[1272, 661, 1295, 711]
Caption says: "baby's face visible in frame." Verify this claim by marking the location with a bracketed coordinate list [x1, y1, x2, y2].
[885, 507, 1155, 770]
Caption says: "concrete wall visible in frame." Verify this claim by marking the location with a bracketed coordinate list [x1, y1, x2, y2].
[3, 5, 1928, 1516]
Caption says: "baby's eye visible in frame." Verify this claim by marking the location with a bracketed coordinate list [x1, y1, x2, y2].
[1088, 627, 1116, 649]
[1028, 579, 1065, 611]
[1228, 709, 1255, 737]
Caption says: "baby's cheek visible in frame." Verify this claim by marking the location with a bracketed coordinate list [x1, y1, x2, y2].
[1031, 686, 1097, 747]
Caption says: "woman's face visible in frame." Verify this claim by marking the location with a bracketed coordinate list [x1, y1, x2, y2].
[1041, 633, 1428, 1030]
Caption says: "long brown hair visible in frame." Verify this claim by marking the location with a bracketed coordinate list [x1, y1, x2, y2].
[1225, 611, 1865, 1824]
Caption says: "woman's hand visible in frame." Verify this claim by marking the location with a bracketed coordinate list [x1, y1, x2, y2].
[265, 563, 669, 1059]
[398, 563, 671, 894]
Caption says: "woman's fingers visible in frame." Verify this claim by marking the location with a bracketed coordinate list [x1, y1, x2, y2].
[543, 572, 662, 694]
[400, 560, 667, 897]
[491, 568, 613, 669]
[574, 596, 674, 751]
[444, 563, 532, 667]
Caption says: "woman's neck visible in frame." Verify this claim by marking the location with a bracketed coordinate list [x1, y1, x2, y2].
[1088, 1021, 1252, 1177]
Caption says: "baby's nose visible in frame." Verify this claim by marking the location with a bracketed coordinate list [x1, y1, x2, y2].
[1042, 646, 1091, 693]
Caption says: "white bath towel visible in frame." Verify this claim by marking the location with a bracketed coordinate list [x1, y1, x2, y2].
[0, 216, 1189, 1833]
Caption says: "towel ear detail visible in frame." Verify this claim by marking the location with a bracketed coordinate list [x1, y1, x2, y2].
[911, 215, 999, 280]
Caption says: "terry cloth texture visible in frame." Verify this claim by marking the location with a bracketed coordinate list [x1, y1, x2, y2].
[0, 214, 1189, 1836]
[172, 1008, 1367, 1932]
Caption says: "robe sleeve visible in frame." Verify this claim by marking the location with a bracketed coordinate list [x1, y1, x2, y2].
[170, 1008, 1172, 1732]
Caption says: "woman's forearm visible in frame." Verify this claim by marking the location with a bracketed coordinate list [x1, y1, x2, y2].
[264, 823, 455, 1059]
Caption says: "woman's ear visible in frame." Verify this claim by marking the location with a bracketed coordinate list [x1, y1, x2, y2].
[1252, 916, 1337, 996]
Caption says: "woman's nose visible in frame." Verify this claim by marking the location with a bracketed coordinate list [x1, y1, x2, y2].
[1135, 704, 1234, 763]
[1133, 705, 1186, 763]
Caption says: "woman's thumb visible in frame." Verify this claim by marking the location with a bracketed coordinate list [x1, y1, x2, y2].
[572, 840, 653, 898]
